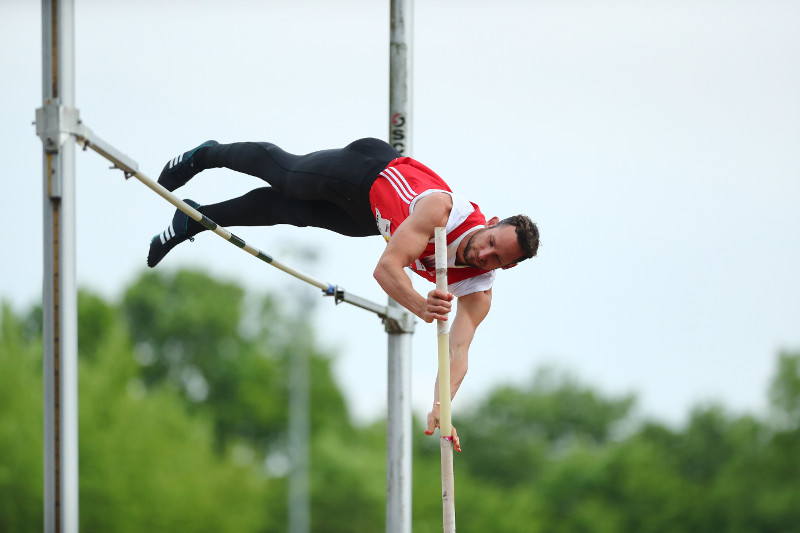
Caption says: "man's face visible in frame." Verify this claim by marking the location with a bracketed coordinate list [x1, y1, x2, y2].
[460, 224, 523, 271]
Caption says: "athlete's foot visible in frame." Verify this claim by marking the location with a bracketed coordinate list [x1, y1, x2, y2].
[157, 140, 219, 192]
[147, 199, 202, 267]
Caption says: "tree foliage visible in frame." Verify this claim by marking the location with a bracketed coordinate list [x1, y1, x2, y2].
[0, 304, 44, 532]
[1, 270, 800, 532]
[120, 269, 351, 450]
[456, 366, 635, 486]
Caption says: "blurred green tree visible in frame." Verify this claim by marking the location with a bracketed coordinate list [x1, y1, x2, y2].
[0, 296, 277, 532]
[120, 269, 351, 451]
[769, 351, 800, 430]
[455, 366, 635, 486]
[0, 303, 44, 533]
[76, 290, 272, 532]
[5, 272, 800, 533]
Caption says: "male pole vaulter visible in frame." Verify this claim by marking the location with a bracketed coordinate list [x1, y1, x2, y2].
[146, 137, 540, 450]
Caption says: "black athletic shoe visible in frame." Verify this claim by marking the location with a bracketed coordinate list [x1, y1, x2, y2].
[157, 140, 219, 192]
[147, 199, 202, 268]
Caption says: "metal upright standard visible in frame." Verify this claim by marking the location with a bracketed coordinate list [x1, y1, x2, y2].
[37, 0, 79, 532]
[387, 0, 415, 532]
[288, 318, 310, 533]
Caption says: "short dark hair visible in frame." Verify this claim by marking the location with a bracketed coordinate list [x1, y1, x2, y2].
[498, 215, 539, 263]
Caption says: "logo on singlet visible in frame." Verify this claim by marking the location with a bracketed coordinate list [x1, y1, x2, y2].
[375, 209, 392, 241]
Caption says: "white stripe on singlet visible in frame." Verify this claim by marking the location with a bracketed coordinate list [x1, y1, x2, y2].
[380, 166, 417, 204]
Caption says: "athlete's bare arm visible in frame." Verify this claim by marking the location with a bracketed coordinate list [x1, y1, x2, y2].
[424, 288, 491, 452]
[373, 192, 454, 323]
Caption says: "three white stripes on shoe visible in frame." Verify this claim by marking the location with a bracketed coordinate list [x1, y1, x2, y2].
[169, 153, 184, 168]
[159, 223, 176, 244]
[380, 167, 417, 204]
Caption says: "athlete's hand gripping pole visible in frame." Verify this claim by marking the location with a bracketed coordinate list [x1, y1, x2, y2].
[435, 227, 456, 533]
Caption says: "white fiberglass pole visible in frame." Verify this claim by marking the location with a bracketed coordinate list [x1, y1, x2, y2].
[435, 227, 456, 533]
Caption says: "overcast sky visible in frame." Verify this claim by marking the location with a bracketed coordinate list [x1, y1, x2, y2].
[2, 0, 799, 427]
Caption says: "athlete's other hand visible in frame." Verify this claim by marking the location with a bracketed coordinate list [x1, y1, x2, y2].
[425, 406, 461, 452]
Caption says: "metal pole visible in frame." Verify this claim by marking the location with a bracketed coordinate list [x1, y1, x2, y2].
[387, 0, 414, 532]
[39, 0, 79, 532]
[288, 322, 310, 533]
[389, 0, 413, 157]
[385, 302, 414, 533]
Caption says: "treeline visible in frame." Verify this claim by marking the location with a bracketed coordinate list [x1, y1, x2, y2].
[1, 269, 798, 532]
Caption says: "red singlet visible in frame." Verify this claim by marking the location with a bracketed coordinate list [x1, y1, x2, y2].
[368, 157, 490, 286]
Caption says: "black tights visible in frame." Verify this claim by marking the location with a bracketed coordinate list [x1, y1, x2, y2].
[190, 138, 400, 237]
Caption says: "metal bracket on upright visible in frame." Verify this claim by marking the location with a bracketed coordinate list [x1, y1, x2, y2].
[383, 305, 416, 335]
[35, 99, 80, 155]
[35, 102, 139, 178]
[34, 100, 81, 198]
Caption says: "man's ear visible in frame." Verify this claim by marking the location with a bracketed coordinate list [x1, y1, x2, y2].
[487, 216, 500, 226]
[501, 262, 518, 270]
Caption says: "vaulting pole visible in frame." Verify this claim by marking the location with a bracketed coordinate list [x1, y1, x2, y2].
[435, 228, 456, 533]
[38, 1, 79, 532]
[387, 0, 414, 532]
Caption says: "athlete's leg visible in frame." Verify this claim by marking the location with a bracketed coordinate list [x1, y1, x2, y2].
[199, 139, 398, 208]
[197, 187, 379, 237]
[160, 137, 398, 208]
[147, 188, 379, 267]
[149, 138, 398, 267]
